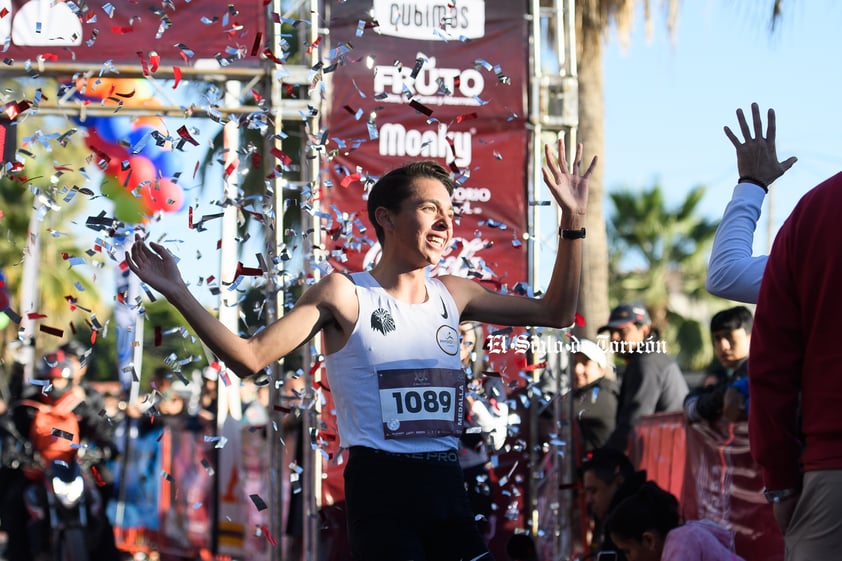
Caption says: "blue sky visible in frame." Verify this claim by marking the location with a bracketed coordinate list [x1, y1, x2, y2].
[603, 0, 842, 255]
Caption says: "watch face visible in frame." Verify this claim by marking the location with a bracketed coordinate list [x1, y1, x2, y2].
[763, 488, 797, 503]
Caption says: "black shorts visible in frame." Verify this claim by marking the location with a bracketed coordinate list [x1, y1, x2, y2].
[344, 446, 493, 561]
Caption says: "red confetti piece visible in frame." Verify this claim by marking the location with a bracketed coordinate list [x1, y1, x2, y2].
[177, 126, 199, 146]
[40, 325, 64, 337]
[455, 112, 478, 123]
[270, 147, 292, 166]
[91, 465, 106, 487]
[309, 358, 322, 377]
[149, 52, 160, 73]
[262, 48, 283, 64]
[27, 312, 48, 319]
[251, 32, 263, 56]
[111, 25, 134, 35]
[188, 206, 194, 229]
[3, 100, 31, 121]
[259, 525, 277, 546]
[224, 162, 237, 177]
[136, 51, 150, 75]
[173, 66, 183, 89]
[574, 311, 586, 327]
[0, 7, 8, 17]
[235, 262, 263, 277]
[154, 325, 162, 347]
[524, 361, 547, 372]
[306, 36, 321, 55]
[340, 173, 360, 188]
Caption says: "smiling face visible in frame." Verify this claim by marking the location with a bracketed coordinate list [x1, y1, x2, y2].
[573, 353, 605, 388]
[378, 176, 454, 267]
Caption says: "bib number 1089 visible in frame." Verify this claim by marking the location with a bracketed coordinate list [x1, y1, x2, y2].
[391, 389, 452, 415]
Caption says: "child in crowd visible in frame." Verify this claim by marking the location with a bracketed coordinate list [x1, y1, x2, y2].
[604, 482, 745, 561]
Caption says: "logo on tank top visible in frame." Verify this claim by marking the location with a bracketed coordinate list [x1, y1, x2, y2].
[439, 296, 449, 319]
[370, 308, 397, 335]
[436, 325, 459, 355]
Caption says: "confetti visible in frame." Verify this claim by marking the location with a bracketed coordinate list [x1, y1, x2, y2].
[249, 494, 268, 511]
[409, 99, 433, 116]
[51, 428, 74, 441]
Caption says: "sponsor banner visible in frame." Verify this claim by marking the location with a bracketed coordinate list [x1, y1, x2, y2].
[371, 0, 487, 41]
[1, 0, 265, 66]
[322, 1, 529, 283]
[324, 117, 529, 284]
[327, 0, 527, 118]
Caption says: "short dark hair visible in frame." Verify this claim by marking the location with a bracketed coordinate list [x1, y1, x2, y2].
[603, 481, 680, 542]
[367, 160, 455, 246]
[710, 306, 753, 335]
[579, 446, 636, 484]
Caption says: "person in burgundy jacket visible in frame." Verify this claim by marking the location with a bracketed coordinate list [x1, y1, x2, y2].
[750, 168, 842, 560]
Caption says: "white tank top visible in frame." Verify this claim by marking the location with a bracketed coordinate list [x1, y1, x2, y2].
[324, 271, 464, 453]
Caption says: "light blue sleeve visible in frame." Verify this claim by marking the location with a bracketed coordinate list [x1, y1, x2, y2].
[705, 183, 768, 304]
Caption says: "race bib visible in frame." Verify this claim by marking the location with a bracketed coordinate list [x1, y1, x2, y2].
[377, 368, 465, 439]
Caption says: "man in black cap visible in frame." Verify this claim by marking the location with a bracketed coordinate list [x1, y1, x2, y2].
[598, 304, 688, 451]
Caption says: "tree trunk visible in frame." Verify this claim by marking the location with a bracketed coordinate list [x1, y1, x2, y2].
[576, 22, 610, 340]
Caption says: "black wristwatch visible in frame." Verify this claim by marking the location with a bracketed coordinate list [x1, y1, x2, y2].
[762, 487, 799, 503]
[560, 227, 586, 240]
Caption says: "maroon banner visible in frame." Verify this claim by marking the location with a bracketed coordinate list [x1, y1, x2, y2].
[1, 0, 266, 66]
[321, 0, 530, 284]
[631, 413, 785, 561]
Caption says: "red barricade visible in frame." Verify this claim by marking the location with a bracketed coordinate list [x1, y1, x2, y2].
[631, 412, 784, 561]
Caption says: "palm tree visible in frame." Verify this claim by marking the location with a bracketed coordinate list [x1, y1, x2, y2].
[607, 183, 719, 369]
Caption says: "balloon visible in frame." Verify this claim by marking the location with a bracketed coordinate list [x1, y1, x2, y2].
[0, 312, 9, 330]
[75, 77, 156, 103]
[142, 178, 184, 213]
[115, 155, 156, 189]
[127, 126, 156, 156]
[102, 177, 151, 223]
[113, 193, 148, 223]
[85, 128, 132, 173]
[94, 116, 133, 144]
[152, 149, 180, 178]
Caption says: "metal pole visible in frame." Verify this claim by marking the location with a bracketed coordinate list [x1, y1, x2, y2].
[17, 202, 42, 381]
[302, 3, 324, 560]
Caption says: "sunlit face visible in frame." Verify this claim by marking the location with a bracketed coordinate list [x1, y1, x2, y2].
[609, 532, 662, 561]
[712, 328, 750, 369]
[381, 177, 453, 266]
[573, 353, 605, 388]
[582, 470, 622, 520]
[608, 323, 650, 356]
